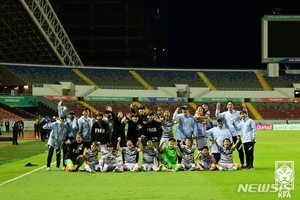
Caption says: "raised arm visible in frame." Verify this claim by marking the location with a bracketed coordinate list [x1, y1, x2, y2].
[158, 139, 167, 153]
[116, 137, 122, 152]
[232, 137, 241, 150]
[175, 145, 183, 157]
[57, 100, 63, 118]
[137, 137, 142, 152]
[215, 102, 224, 119]
[195, 150, 202, 160]
[172, 107, 180, 120]
[214, 137, 221, 150]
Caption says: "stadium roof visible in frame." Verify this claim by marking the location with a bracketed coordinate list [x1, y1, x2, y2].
[0, 0, 83, 66]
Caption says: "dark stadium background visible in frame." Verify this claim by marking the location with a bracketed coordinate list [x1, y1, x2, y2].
[49, 0, 300, 69]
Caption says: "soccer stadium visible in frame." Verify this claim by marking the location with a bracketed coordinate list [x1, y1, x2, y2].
[0, 1, 299, 199]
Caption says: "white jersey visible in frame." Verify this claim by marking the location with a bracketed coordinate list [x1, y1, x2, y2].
[142, 147, 158, 164]
[180, 144, 196, 164]
[85, 148, 99, 164]
[122, 147, 138, 164]
[199, 154, 214, 166]
[219, 147, 234, 164]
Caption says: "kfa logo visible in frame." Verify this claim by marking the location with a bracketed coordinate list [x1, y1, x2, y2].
[275, 161, 295, 198]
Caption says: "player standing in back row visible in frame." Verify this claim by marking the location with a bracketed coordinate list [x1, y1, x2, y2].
[215, 101, 247, 168]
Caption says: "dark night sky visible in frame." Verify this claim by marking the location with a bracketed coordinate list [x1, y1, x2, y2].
[50, 0, 300, 69]
[166, 1, 300, 69]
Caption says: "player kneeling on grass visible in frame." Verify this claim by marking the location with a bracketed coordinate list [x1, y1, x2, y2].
[99, 143, 123, 172]
[195, 146, 216, 171]
[64, 133, 85, 172]
[84, 142, 101, 173]
[214, 137, 240, 171]
[158, 138, 183, 172]
[117, 137, 141, 172]
[140, 139, 160, 172]
[180, 138, 196, 171]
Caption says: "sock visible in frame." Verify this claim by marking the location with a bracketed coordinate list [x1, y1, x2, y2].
[218, 166, 223, 171]
[103, 164, 108, 171]
[85, 165, 92, 172]
[133, 165, 139, 171]
[152, 165, 158, 171]
[175, 166, 181, 171]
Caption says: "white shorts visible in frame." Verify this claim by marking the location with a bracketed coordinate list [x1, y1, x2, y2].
[124, 163, 136, 171]
[142, 163, 157, 171]
[219, 163, 234, 168]
[182, 162, 195, 170]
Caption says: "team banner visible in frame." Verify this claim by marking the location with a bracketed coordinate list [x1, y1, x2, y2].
[255, 124, 273, 130]
[0, 95, 36, 107]
[273, 124, 300, 130]
[45, 96, 77, 100]
[138, 97, 187, 102]
[251, 98, 292, 102]
[84, 96, 132, 101]
[194, 98, 243, 102]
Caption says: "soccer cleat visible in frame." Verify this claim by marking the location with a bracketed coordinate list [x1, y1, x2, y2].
[46, 167, 50, 171]
[240, 164, 247, 168]
[90, 170, 96, 173]
[228, 168, 236, 171]
[79, 166, 85, 171]
[141, 166, 147, 172]
[222, 168, 228, 171]
[248, 166, 254, 170]
[189, 166, 196, 171]
[102, 170, 107, 173]
[56, 167, 60, 171]
[113, 167, 120, 173]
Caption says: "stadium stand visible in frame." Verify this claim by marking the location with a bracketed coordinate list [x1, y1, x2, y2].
[2, 64, 86, 85]
[79, 68, 144, 89]
[203, 71, 263, 90]
[251, 102, 299, 119]
[264, 74, 300, 89]
[0, 108, 22, 121]
[136, 70, 207, 88]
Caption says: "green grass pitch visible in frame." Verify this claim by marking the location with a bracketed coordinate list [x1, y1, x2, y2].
[0, 131, 299, 200]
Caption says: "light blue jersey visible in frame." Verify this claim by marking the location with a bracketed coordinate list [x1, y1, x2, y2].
[234, 117, 256, 143]
[215, 108, 244, 137]
[78, 116, 93, 142]
[173, 110, 197, 141]
[202, 125, 232, 153]
[43, 121, 67, 149]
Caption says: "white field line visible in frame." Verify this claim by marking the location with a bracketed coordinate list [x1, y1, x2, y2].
[0, 162, 56, 187]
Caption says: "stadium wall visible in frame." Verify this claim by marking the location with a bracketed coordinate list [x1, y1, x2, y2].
[32, 84, 289, 98]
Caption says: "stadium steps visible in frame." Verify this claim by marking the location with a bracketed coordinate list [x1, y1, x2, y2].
[73, 69, 100, 89]
[78, 101, 98, 115]
[255, 73, 271, 91]
[129, 71, 153, 90]
[245, 102, 263, 120]
[197, 72, 216, 90]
